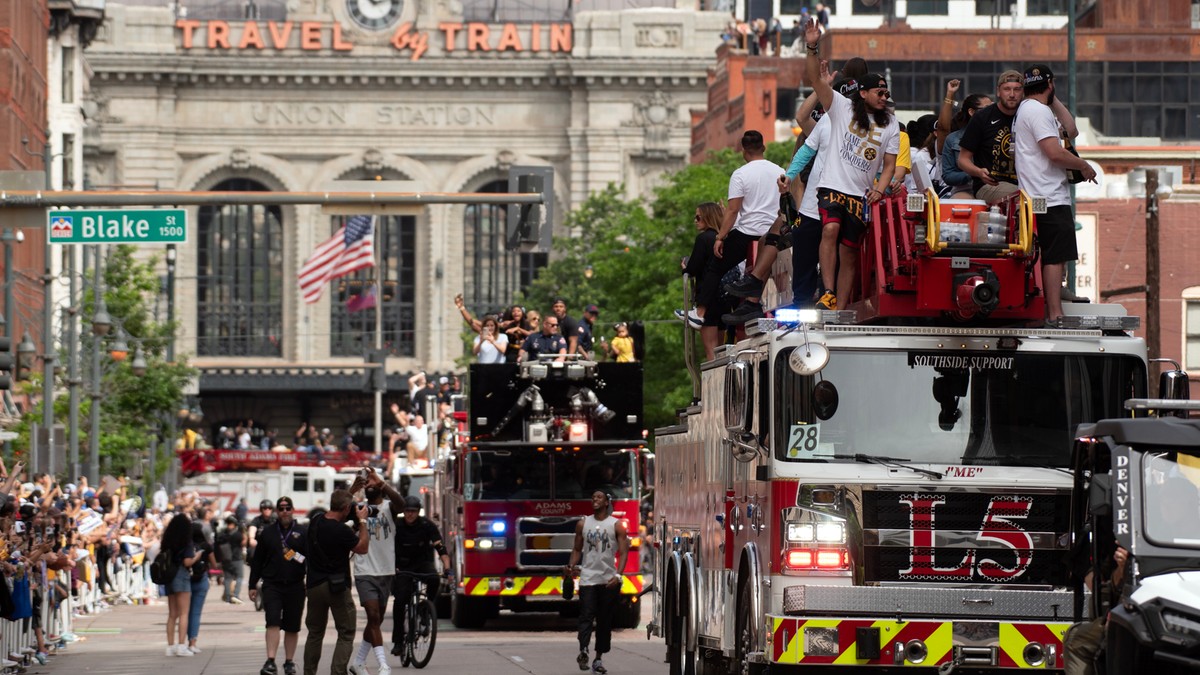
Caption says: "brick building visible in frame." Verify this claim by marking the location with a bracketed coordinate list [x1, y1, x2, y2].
[0, 0, 50, 372]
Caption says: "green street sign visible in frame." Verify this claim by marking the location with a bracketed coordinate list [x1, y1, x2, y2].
[47, 209, 187, 245]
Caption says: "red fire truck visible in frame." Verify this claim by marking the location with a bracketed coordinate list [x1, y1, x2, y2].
[650, 188, 1160, 673]
[430, 360, 649, 629]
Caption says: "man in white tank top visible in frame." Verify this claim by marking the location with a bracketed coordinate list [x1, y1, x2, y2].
[566, 491, 629, 674]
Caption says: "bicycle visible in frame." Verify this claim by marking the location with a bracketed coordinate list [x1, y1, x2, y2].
[394, 571, 443, 669]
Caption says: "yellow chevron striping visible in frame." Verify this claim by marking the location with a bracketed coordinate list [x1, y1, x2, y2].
[773, 618, 803, 664]
[531, 577, 558, 595]
[468, 579, 490, 596]
[924, 622, 954, 666]
[998, 623, 1028, 667]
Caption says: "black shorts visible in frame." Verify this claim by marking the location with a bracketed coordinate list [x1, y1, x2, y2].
[817, 188, 868, 248]
[1036, 205, 1079, 265]
[262, 580, 305, 633]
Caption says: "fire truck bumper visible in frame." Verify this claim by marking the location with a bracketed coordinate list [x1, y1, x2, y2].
[461, 574, 643, 597]
[768, 616, 1070, 669]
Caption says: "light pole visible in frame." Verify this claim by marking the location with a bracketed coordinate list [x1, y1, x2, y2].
[1, 228, 23, 460]
[88, 244, 110, 484]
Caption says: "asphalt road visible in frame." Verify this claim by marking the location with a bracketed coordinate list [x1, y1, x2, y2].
[31, 589, 666, 675]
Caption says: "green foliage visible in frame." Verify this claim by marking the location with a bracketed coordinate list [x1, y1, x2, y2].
[19, 245, 195, 480]
[518, 141, 796, 430]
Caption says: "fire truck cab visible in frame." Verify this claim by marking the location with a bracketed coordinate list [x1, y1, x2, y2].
[430, 360, 649, 629]
[650, 189, 1154, 673]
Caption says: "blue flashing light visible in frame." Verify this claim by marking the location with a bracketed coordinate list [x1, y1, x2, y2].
[490, 521, 507, 534]
[774, 308, 820, 324]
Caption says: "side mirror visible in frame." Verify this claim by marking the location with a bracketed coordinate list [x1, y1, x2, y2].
[724, 361, 752, 433]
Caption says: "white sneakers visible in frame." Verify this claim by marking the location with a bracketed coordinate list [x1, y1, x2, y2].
[168, 644, 194, 657]
[348, 664, 370, 675]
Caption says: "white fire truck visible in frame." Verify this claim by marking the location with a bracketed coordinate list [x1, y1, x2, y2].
[181, 465, 340, 517]
[649, 190, 1157, 672]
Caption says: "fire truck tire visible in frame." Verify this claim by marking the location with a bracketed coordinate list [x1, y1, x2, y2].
[667, 597, 696, 675]
[614, 597, 640, 629]
[450, 594, 487, 629]
[734, 582, 764, 675]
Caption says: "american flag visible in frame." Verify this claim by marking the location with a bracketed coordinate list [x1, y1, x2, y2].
[298, 215, 375, 304]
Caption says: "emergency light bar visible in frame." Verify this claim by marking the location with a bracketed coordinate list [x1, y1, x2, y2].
[745, 310, 857, 336]
[519, 358, 597, 381]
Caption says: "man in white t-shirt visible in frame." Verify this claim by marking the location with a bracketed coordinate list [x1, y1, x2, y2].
[803, 19, 899, 312]
[349, 470, 404, 675]
[1012, 64, 1096, 324]
[692, 130, 784, 329]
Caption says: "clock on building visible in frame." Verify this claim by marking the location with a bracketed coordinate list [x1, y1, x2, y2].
[346, 0, 403, 31]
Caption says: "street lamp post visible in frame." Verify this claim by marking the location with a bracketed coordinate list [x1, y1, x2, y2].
[1, 228, 23, 460]
[88, 244, 110, 484]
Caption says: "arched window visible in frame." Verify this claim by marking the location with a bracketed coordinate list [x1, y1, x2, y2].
[197, 178, 284, 356]
[463, 179, 547, 315]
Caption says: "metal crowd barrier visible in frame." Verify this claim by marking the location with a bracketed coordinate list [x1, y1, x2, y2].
[0, 543, 158, 673]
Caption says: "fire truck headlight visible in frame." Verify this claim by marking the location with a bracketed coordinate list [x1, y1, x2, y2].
[475, 537, 507, 551]
[785, 523, 814, 543]
[815, 522, 845, 544]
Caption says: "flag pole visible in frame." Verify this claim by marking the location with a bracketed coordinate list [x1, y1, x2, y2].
[373, 216, 385, 457]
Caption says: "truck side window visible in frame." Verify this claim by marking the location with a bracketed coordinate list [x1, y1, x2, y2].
[294, 473, 309, 492]
[314, 479, 326, 493]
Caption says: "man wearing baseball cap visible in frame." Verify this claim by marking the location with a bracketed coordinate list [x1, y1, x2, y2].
[577, 305, 600, 357]
[1012, 64, 1096, 324]
[958, 70, 1024, 203]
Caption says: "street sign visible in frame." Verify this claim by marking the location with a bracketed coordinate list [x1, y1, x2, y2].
[47, 209, 187, 245]
[0, 431, 18, 441]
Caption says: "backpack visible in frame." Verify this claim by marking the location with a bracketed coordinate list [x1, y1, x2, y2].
[150, 550, 178, 585]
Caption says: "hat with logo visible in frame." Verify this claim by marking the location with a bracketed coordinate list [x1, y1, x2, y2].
[855, 72, 887, 92]
[585, 304, 600, 315]
[1022, 64, 1053, 88]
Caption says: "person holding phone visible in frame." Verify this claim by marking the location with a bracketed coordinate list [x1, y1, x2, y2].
[473, 316, 508, 364]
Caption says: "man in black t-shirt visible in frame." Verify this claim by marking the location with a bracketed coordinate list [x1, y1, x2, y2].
[303, 486, 369, 675]
[249, 496, 307, 675]
[408, 373, 439, 418]
[552, 298, 581, 355]
[248, 500, 276, 563]
[391, 495, 451, 654]
[957, 70, 1024, 203]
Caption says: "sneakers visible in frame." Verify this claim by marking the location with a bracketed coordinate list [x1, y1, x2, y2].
[261, 659, 279, 675]
[592, 658, 607, 674]
[1060, 287, 1090, 303]
[188, 644, 202, 654]
[816, 290, 837, 310]
[348, 664, 370, 675]
[391, 643, 403, 656]
[166, 645, 177, 657]
[377, 663, 392, 675]
[673, 308, 703, 330]
[175, 644, 195, 657]
[230, 596, 245, 605]
[283, 661, 297, 675]
[34, 652, 46, 666]
[577, 650, 590, 671]
[724, 274, 764, 299]
[722, 301, 765, 326]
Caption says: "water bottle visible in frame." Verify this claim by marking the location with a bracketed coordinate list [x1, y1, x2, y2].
[987, 206, 1008, 245]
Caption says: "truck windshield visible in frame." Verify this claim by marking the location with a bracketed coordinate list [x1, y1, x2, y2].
[776, 349, 1145, 468]
[464, 448, 638, 500]
[1142, 451, 1200, 549]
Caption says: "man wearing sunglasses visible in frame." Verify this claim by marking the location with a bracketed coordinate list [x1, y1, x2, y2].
[249, 497, 307, 675]
[517, 315, 568, 363]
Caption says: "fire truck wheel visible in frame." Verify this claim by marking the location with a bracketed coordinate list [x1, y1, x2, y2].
[450, 594, 487, 629]
[734, 581, 764, 675]
[613, 596, 640, 629]
[667, 599, 695, 675]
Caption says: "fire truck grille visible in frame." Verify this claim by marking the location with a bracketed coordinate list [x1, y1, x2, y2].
[516, 517, 580, 569]
[860, 490, 1070, 586]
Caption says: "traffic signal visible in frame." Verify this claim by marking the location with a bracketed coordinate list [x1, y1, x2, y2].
[0, 336, 12, 391]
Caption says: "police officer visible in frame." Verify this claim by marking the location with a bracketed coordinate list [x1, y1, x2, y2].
[248, 497, 306, 675]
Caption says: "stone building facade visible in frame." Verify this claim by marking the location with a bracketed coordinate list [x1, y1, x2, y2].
[83, 0, 723, 437]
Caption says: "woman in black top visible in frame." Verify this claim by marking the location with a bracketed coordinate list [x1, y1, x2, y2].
[160, 513, 200, 657]
[683, 201, 726, 360]
[186, 520, 217, 655]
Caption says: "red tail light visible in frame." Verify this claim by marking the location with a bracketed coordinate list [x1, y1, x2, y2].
[783, 546, 850, 572]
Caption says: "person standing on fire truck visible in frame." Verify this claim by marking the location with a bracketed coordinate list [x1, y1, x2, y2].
[566, 491, 630, 675]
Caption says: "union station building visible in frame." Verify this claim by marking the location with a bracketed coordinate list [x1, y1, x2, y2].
[84, 0, 723, 435]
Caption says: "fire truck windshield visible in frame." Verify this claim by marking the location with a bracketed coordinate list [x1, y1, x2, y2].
[775, 348, 1146, 468]
[464, 448, 638, 501]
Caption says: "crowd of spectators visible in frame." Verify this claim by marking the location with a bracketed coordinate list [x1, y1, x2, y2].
[455, 293, 640, 364]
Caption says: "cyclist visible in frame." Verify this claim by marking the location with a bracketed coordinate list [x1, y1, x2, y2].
[349, 470, 406, 675]
[391, 495, 451, 655]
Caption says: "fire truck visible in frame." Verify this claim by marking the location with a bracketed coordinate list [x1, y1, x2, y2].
[649, 185, 1158, 673]
[429, 360, 649, 629]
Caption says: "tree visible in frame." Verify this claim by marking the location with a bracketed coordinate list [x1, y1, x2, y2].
[520, 141, 797, 430]
[16, 245, 195, 480]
